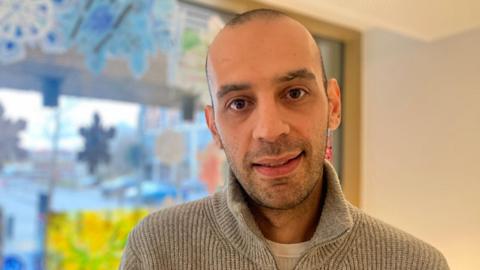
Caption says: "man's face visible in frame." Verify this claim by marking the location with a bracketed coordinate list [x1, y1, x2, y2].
[205, 17, 341, 210]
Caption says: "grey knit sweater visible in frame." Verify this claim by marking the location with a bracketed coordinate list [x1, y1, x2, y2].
[120, 161, 449, 269]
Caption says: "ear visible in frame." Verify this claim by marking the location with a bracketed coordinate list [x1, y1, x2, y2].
[204, 105, 223, 149]
[326, 79, 342, 130]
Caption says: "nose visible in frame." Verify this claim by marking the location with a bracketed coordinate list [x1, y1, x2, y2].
[252, 100, 290, 142]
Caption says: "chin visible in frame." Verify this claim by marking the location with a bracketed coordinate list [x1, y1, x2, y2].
[256, 190, 308, 210]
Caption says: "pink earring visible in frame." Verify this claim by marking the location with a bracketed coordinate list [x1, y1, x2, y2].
[325, 129, 333, 162]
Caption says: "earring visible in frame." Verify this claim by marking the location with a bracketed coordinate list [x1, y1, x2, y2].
[325, 129, 333, 162]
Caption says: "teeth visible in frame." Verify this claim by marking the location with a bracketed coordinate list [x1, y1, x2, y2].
[262, 160, 288, 167]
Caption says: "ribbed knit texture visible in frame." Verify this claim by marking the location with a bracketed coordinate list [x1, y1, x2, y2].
[120, 161, 449, 269]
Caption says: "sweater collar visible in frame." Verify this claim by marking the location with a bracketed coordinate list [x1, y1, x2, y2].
[214, 160, 353, 265]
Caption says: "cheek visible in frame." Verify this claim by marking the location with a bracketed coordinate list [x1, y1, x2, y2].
[216, 118, 250, 159]
[291, 112, 327, 139]
[291, 110, 329, 153]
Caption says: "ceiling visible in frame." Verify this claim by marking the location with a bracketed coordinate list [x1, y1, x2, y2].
[257, 0, 480, 41]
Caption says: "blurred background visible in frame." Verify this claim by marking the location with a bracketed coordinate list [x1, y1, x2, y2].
[0, 0, 478, 269]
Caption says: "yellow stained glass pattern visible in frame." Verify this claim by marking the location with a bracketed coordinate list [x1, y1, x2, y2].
[47, 209, 148, 270]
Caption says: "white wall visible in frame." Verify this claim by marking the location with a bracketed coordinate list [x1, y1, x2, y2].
[362, 28, 480, 270]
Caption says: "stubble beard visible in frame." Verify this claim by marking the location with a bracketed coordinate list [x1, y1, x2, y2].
[223, 133, 327, 210]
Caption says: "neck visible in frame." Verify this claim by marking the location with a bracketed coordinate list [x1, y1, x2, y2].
[248, 177, 325, 244]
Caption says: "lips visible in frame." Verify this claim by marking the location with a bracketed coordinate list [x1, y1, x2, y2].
[252, 152, 304, 178]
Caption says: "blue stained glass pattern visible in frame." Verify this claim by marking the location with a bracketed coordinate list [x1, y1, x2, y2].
[51, 0, 173, 77]
[0, 39, 25, 64]
[0, 1, 54, 42]
[85, 5, 114, 34]
[0, 0, 55, 64]
[0, 0, 176, 78]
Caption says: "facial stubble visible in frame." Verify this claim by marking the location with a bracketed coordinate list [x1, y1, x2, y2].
[221, 127, 328, 211]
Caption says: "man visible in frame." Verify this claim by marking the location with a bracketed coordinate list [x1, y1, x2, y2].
[120, 9, 449, 270]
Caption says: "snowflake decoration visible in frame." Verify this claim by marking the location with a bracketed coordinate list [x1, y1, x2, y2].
[52, 0, 158, 77]
[38, 0, 79, 54]
[0, 0, 177, 78]
[77, 113, 115, 175]
[0, 0, 55, 64]
[0, 103, 28, 168]
[0, 0, 54, 42]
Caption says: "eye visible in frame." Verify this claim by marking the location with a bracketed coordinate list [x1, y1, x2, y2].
[228, 99, 249, 111]
[286, 88, 307, 100]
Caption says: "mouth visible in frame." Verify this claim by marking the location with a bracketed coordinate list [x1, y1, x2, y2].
[252, 151, 304, 178]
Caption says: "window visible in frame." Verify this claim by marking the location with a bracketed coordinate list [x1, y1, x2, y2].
[0, 1, 345, 269]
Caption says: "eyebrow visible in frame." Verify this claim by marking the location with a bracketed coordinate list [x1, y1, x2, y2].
[215, 68, 316, 99]
[275, 68, 316, 83]
[216, 83, 252, 99]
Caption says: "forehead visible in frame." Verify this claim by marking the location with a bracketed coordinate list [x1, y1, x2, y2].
[208, 17, 321, 90]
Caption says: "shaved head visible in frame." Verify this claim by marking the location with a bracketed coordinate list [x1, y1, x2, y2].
[226, 8, 287, 26]
[206, 8, 328, 104]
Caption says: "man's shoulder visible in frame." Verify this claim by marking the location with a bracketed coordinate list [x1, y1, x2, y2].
[350, 206, 439, 250]
[347, 205, 449, 269]
[128, 193, 222, 247]
[133, 194, 216, 233]
[120, 192, 236, 268]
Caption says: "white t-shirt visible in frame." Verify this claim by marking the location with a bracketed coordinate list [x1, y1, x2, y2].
[266, 240, 310, 270]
